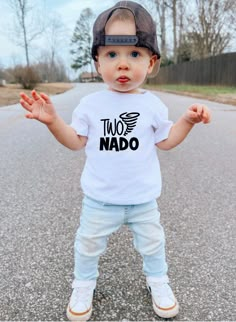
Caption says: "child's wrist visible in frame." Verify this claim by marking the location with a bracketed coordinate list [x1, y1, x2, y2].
[46, 115, 59, 128]
[182, 114, 195, 125]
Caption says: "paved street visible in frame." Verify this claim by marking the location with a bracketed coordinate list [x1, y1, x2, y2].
[0, 83, 235, 321]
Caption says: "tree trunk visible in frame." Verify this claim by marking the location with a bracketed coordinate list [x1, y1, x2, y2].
[18, 0, 30, 66]
[22, 21, 30, 67]
[173, 0, 177, 63]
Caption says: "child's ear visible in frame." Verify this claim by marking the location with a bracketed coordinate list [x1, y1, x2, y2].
[147, 55, 158, 74]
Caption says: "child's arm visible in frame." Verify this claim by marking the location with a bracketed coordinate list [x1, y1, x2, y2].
[20, 90, 87, 151]
[156, 103, 211, 151]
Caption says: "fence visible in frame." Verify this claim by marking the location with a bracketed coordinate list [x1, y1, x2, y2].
[148, 52, 236, 86]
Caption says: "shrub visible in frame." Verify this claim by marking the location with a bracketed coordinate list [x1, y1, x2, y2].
[14, 65, 41, 89]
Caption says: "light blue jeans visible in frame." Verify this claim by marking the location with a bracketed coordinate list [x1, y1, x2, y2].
[74, 196, 168, 280]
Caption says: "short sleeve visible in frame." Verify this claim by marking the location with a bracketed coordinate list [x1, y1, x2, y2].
[70, 103, 89, 137]
[153, 99, 173, 144]
[154, 119, 173, 143]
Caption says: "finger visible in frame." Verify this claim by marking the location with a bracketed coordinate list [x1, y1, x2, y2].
[203, 111, 211, 123]
[25, 113, 34, 119]
[40, 92, 52, 104]
[184, 111, 198, 124]
[201, 107, 211, 123]
[189, 104, 198, 111]
[188, 110, 199, 120]
[197, 105, 204, 116]
[20, 99, 33, 112]
[20, 92, 34, 105]
[190, 104, 203, 115]
[31, 90, 42, 101]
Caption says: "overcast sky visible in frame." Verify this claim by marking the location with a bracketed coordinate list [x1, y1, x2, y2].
[0, 0, 123, 72]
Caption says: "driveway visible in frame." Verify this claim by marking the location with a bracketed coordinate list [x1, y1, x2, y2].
[0, 83, 235, 321]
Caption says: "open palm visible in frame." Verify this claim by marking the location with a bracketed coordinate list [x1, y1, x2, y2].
[20, 90, 56, 125]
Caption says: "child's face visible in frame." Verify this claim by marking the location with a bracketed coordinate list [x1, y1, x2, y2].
[96, 19, 157, 94]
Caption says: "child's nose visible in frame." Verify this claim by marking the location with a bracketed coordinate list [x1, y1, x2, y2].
[117, 58, 129, 70]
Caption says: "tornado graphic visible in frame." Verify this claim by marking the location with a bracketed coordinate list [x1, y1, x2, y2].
[119, 112, 140, 136]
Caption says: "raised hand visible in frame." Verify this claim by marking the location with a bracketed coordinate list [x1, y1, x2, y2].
[184, 103, 211, 124]
[20, 90, 57, 125]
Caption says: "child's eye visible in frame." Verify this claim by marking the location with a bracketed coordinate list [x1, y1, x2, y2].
[108, 52, 117, 58]
[131, 51, 140, 58]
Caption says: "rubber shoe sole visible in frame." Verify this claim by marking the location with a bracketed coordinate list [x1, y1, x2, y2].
[66, 304, 92, 321]
[147, 284, 179, 318]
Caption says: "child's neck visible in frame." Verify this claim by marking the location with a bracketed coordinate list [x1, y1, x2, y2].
[108, 87, 145, 94]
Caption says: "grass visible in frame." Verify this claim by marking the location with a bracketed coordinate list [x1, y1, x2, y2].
[0, 83, 74, 107]
[144, 84, 236, 96]
[143, 83, 236, 106]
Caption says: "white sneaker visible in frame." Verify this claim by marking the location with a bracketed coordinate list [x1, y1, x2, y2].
[147, 275, 179, 318]
[66, 280, 96, 321]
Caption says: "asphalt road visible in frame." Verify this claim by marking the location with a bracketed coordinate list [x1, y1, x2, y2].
[0, 83, 235, 321]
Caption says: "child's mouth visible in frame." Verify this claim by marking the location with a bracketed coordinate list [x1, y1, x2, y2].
[117, 76, 130, 83]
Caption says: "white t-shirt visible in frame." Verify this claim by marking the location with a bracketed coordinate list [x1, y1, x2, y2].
[71, 89, 173, 205]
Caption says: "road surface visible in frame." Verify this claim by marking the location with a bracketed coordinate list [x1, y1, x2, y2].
[0, 83, 235, 321]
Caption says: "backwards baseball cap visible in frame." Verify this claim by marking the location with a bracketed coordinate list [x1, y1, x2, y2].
[91, 1, 161, 77]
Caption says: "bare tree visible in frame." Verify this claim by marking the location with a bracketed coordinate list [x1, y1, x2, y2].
[172, 0, 177, 63]
[178, 0, 185, 49]
[164, 0, 188, 64]
[42, 14, 68, 81]
[154, 0, 167, 60]
[8, 0, 44, 67]
[34, 55, 69, 83]
[133, 0, 168, 61]
[187, 0, 236, 59]
[165, 0, 177, 63]
[45, 15, 67, 68]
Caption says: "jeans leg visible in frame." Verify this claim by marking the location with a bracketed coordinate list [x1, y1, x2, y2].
[74, 197, 123, 281]
[127, 200, 168, 277]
